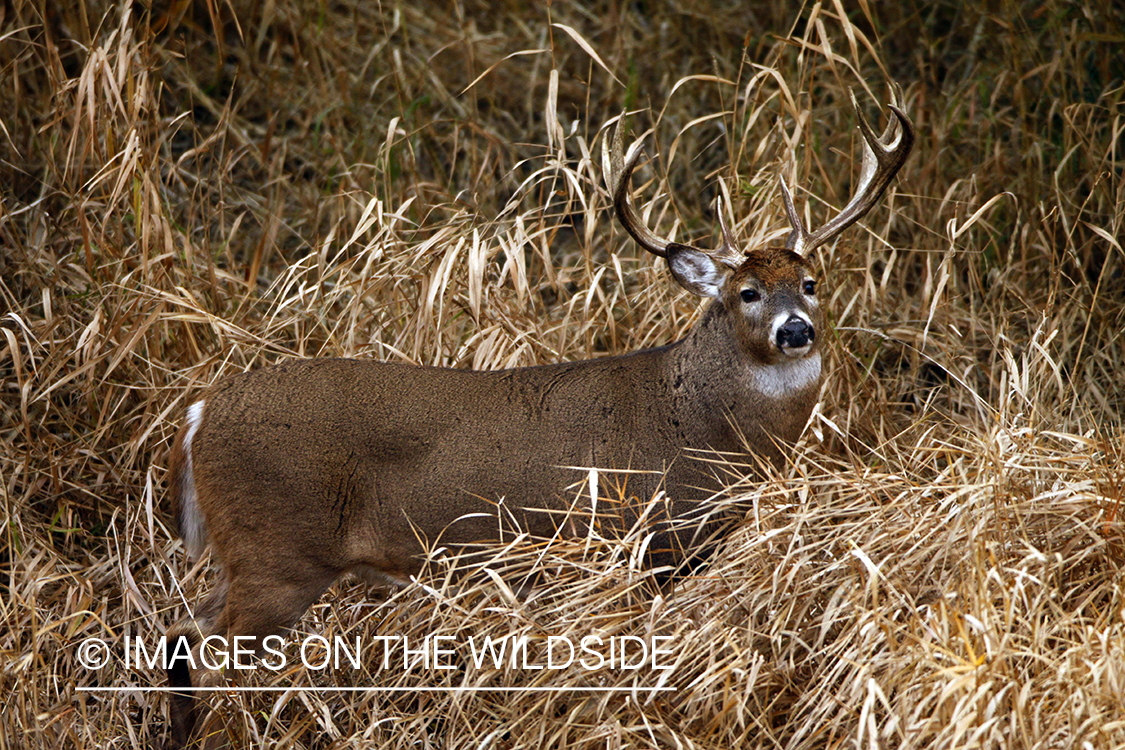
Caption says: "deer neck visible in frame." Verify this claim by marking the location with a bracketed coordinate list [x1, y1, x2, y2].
[664, 302, 822, 451]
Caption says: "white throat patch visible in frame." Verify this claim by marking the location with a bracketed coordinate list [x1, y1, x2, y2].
[748, 353, 822, 398]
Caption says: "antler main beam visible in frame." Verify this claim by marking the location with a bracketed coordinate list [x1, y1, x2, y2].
[603, 119, 671, 258]
[603, 117, 744, 269]
[782, 88, 915, 257]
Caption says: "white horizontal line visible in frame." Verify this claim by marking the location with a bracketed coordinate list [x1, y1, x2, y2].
[78, 686, 674, 693]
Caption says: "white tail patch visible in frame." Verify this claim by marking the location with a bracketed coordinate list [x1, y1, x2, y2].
[179, 400, 208, 560]
[750, 353, 822, 398]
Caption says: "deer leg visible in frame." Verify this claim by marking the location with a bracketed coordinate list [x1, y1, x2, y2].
[167, 579, 227, 749]
[167, 563, 338, 748]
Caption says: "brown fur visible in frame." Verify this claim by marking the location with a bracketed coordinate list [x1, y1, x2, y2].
[164, 250, 824, 745]
[164, 97, 912, 743]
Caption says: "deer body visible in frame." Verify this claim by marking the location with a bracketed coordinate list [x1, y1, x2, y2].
[175, 293, 822, 580]
[166, 93, 912, 747]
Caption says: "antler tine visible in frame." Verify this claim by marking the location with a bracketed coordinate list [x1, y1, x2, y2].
[785, 87, 915, 257]
[604, 117, 745, 268]
[779, 176, 805, 251]
[714, 192, 744, 267]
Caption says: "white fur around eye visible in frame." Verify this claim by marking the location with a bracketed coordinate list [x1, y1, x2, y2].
[803, 278, 819, 304]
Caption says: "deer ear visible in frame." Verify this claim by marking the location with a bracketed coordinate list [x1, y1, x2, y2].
[666, 243, 728, 298]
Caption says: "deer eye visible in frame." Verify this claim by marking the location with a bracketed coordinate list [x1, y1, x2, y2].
[740, 288, 760, 303]
[803, 280, 816, 295]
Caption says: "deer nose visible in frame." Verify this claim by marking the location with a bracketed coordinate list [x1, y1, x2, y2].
[776, 316, 814, 350]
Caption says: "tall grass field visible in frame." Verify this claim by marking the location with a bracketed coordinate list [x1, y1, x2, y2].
[2, 0, 1123, 747]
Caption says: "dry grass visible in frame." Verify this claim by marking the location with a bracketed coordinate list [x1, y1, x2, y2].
[2, 0, 1124, 747]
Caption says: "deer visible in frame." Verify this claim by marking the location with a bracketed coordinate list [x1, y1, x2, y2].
[163, 90, 913, 746]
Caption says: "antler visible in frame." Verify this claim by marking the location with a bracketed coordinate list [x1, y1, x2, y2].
[781, 88, 915, 257]
[603, 117, 744, 269]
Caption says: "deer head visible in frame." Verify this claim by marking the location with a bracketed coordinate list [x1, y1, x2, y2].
[604, 87, 913, 374]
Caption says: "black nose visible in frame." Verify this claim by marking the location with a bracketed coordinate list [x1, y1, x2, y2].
[776, 316, 814, 349]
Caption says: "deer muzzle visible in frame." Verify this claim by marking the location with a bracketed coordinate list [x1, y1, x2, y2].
[776, 315, 815, 354]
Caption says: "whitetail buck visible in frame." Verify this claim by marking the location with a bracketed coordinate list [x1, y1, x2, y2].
[165, 91, 912, 745]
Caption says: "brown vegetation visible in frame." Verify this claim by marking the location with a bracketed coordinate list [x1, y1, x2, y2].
[1, 0, 1123, 747]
